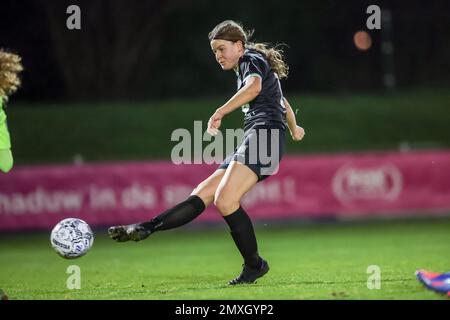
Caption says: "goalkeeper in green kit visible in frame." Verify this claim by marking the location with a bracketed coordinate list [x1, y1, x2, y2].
[0, 50, 23, 173]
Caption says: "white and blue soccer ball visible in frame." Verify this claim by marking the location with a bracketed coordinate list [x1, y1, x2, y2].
[50, 218, 94, 259]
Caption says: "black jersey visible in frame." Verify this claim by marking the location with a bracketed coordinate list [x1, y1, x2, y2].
[236, 49, 287, 131]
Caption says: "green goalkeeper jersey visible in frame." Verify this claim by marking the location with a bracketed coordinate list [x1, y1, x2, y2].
[0, 96, 12, 149]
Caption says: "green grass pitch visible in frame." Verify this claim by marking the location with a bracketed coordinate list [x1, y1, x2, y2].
[1, 218, 449, 300]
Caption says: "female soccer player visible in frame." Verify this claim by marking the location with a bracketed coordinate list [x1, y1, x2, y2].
[109, 20, 305, 285]
[0, 50, 23, 173]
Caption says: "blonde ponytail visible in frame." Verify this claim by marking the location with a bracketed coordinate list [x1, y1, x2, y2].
[246, 42, 289, 79]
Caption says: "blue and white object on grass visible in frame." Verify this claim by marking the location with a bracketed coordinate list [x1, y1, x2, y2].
[50, 218, 94, 259]
[416, 269, 450, 297]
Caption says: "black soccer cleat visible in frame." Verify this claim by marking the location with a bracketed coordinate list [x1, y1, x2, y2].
[228, 258, 270, 285]
[108, 225, 129, 242]
[108, 223, 153, 242]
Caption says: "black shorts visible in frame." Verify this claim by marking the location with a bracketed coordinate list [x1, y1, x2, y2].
[218, 123, 286, 181]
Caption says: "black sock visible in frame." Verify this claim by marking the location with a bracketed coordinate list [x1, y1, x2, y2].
[142, 195, 206, 232]
[223, 206, 262, 269]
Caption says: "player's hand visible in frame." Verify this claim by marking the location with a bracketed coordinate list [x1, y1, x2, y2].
[207, 110, 224, 136]
[291, 125, 305, 141]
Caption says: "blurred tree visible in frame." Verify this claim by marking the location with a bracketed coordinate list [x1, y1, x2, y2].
[41, 0, 187, 100]
[2, 0, 449, 102]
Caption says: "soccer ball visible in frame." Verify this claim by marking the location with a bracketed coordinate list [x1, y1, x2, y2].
[50, 218, 94, 259]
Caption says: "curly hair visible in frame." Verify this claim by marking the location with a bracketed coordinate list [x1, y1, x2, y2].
[0, 50, 23, 102]
[208, 20, 289, 79]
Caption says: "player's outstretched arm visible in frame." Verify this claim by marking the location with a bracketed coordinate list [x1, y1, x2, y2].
[207, 76, 261, 136]
[283, 97, 305, 141]
[0, 149, 13, 173]
[0, 99, 14, 173]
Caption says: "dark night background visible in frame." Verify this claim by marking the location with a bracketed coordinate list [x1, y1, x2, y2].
[1, 0, 449, 102]
[1, 1, 450, 301]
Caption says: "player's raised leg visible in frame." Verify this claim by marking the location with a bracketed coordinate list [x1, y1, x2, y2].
[108, 169, 226, 242]
[214, 161, 269, 285]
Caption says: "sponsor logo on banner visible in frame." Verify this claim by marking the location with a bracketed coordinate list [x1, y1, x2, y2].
[332, 164, 402, 202]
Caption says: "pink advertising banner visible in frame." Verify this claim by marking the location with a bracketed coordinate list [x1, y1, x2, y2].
[1, 150, 450, 231]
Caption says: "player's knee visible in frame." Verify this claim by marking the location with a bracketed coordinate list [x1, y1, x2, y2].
[214, 192, 239, 215]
